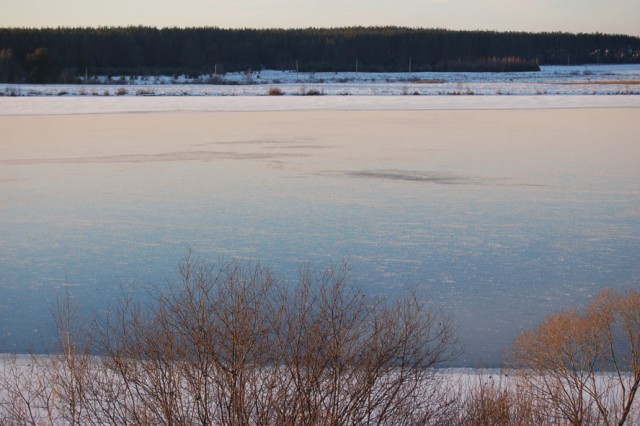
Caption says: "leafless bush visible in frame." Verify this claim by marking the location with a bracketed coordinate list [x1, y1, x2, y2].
[509, 288, 640, 426]
[48, 290, 94, 425]
[461, 376, 512, 425]
[0, 290, 94, 425]
[135, 88, 155, 96]
[3, 86, 19, 96]
[0, 354, 56, 425]
[271, 263, 459, 425]
[298, 86, 323, 96]
[0, 257, 454, 425]
[449, 371, 553, 426]
[267, 87, 284, 96]
[3, 263, 640, 426]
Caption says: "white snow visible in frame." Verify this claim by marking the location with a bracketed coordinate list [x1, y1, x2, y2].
[1, 95, 639, 116]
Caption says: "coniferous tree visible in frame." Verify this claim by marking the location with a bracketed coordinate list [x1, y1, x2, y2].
[0, 27, 638, 82]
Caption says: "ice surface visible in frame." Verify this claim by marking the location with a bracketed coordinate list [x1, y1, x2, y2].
[1, 66, 639, 367]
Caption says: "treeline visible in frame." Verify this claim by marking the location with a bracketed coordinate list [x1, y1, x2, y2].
[0, 26, 639, 83]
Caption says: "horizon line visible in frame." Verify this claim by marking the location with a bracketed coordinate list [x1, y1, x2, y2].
[1, 25, 638, 38]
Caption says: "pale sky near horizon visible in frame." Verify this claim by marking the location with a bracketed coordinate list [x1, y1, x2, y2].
[0, 0, 638, 37]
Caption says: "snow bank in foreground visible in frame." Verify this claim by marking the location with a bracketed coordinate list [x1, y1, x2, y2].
[1, 95, 640, 115]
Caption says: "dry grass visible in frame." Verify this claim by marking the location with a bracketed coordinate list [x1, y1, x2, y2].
[135, 88, 156, 96]
[302, 88, 323, 96]
[267, 87, 284, 96]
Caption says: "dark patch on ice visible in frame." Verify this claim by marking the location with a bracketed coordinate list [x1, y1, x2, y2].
[208, 139, 293, 145]
[204, 137, 318, 146]
[2, 150, 305, 165]
[205, 139, 330, 150]
[348, 170, 485, 185]
[499, 182, 547, 188]
[265, 144, 330, 150]
[347, 169, 547, 187]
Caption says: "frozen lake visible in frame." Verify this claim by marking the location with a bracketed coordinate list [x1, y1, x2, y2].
[1, 98, 639, 366]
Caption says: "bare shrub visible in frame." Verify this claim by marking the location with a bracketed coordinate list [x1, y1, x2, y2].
[0, 290, 96, 425]
[509, 288, 640, 425]
[267, 87, 283, 96]
[460, 378, 512, 426]
[304, 88, 323, 96]
[115, 87, 127, 96]
[4, 87, 19, 96]
[89, 257, 458, 425]
[273, 263, 459, 424]
[0, 257, 458, 425]
[298, 86, 323, 96]
[450, 371, 553, 426]
[5, 280, 639, 425]
[48, 290, 94, 425]
[0, 354, 57, 425]
[135, 88, 155, 96]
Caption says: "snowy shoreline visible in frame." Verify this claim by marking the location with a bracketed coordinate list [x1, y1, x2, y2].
[2, 65, 639, 98]
[2, 65, 639, 114]
[2, 94, 640, 115]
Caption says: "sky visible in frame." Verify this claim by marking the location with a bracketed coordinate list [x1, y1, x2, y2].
[1, 0, 639, 37]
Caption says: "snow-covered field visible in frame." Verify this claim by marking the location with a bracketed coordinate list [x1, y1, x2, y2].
[1, 64, 639, 99]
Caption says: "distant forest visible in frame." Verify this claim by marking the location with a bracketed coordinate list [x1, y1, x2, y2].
[1, 26, 639, 83]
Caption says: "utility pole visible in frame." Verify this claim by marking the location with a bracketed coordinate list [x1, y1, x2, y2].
[409, 56, 412, 74]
